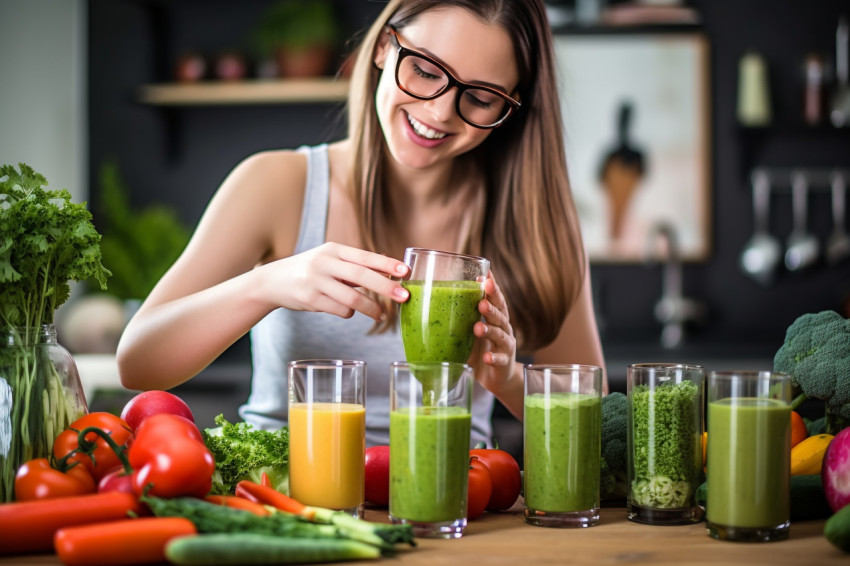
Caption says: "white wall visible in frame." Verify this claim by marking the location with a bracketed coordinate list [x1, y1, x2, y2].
[0, 0, 87, 203]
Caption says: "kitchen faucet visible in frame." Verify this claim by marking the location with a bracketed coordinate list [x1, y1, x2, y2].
[645, 222, 707, 349]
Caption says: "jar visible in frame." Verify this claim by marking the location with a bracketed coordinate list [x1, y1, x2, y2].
[0, 325, 88, 501]
[626, 363, 704, 525]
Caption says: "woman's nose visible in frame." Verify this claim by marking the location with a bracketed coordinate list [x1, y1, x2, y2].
[422, 87, 458, 124]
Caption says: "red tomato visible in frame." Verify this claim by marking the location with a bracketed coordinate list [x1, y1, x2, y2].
[470, 448, 522, 511]
[14, 458, 96, 501]
[120, 390, 195, 432]
[53, 412, 134, 481]
[466, 456, 493, 521]
[128, 414, 215, 498]
[97, 467, 135, 495]
[364, 445, 390, 506]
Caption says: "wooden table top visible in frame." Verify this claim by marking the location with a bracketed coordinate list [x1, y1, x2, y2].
[2, 501, 845, 566]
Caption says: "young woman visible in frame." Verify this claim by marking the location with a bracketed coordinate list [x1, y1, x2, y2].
[116, 0, 606, 447]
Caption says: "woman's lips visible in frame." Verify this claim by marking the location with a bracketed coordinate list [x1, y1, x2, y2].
[403, 111, 451, 148]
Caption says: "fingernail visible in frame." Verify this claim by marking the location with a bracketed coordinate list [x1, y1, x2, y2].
[396, 264, 408, 275]
[481, 323, 489, 334]
[394, 287, 409, 300]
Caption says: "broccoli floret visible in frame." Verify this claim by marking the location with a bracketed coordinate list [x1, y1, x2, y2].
[202, 414, 289, 495]
[600, 392, 627, 499]
[773, 310, 850, 434]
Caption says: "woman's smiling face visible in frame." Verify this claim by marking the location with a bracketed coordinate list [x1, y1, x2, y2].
[373, 7, 519, 171]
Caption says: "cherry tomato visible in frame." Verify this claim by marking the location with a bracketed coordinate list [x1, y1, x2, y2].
[120, 390, 195, 432]
[52, 412, 134, 481]
[14, 458, 96, 501]
[469, 448, 522, 511]
[364, 446, 390, 506]
[466, 456, 493, 521]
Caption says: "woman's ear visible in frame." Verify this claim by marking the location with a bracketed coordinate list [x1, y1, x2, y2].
[374, 31, 391, 70]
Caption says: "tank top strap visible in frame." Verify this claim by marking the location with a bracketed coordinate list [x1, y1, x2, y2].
[294, 144, 330, 253]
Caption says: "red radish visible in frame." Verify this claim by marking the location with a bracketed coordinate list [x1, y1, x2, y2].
[120, 391, 195, 432]
[364, 446, 390, 506]
[822, 427, 850, 512]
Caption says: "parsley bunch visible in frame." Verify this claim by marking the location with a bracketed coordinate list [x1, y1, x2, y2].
[0, 163, 110, 328]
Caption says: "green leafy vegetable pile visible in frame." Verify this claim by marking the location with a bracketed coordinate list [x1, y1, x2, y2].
[203, 414, 290, 495]
[0, 163, 111, 501]
[630, 380, 701, 509]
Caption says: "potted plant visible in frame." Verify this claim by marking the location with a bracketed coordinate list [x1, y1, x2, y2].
[252, 0, 341, 78]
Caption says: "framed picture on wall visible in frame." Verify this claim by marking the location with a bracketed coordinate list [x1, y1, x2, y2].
[553, 32, 711, 262]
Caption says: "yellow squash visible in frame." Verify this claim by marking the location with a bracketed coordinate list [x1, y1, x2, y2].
[790, 434, 834, 476]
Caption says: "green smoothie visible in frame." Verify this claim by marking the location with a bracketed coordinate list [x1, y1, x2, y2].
[706, 398, 790, 528]
[524, 392, 601, 512]
[400, 280, 484, 364]
[389, 406, 471, 523]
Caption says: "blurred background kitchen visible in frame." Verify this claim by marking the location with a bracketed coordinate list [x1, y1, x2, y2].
[2, 0, 849, 460]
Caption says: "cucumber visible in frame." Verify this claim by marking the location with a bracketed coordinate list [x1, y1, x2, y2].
[789, 474, 832, 521]
[165, 533, 381, 564]
[825, 503, 850, 552]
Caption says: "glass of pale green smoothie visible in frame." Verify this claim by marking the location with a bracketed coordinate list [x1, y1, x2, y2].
[389, 361, 473, 538]
[399, 248, 489, 367]
[626, 363, 704, 525]
[523, 364, 603, 528]
[706, 370, 792, 542]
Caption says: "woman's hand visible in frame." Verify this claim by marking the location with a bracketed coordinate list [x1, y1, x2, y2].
[470, 272, 518, 395]
[260, 242, 409, 322]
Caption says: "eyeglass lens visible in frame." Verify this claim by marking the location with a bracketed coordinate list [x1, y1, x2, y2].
[396, 53, 511, 127]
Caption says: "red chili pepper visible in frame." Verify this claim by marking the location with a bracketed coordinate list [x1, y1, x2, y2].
[261, 471, 271, 488]
[127, 414, 215, 499]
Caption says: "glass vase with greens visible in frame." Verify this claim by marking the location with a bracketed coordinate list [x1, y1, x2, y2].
[0, 163, 111, 502]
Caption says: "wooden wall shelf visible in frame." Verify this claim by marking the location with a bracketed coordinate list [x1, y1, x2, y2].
[138, 78, 349, 106]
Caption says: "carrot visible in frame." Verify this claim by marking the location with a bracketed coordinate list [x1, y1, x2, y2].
[0, 491, 141, 555]
[204, 495, 270, 516]
[54, 517, 197, 566]
[235, 480, 311, 518]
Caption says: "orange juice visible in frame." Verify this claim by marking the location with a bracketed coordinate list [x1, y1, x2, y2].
[289, 402, 365, 510]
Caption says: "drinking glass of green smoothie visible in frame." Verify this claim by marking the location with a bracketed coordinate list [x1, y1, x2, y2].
[523, 364, 603, 528]
[399, 248, 489, 367]
[389, 361, 473, 539]
[626, 363, 705, 525]
[706, 370, 792, 542]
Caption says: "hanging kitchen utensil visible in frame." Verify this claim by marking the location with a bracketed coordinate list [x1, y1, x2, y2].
[740, 169, 781, 285]
[785, 171, 820, 271]
[827, 171, 850, 264]
[597, 100, 646, 243]
[831, 16, 850, 127]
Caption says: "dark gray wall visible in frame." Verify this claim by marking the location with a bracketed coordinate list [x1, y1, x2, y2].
[88, 0, 850, 368]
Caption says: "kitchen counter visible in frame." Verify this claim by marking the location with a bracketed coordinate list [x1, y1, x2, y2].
[3, 503, 845, 566]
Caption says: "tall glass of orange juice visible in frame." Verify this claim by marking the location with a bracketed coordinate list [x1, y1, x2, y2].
[288, 359, 366, 517]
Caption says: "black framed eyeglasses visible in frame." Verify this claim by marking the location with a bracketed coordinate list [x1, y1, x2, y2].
[386, 26, 521, 129]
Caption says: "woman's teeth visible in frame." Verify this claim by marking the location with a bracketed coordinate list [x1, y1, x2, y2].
[407, 114, 446, 140]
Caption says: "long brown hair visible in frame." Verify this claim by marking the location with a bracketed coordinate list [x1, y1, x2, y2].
[345, 0, 585, 354]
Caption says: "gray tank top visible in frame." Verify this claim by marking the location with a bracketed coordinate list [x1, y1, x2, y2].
[239, 144, 495, 447]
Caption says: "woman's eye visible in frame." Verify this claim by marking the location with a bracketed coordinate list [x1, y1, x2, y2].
[465, 91, 496, 109]
[412, 60, 442, 81]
